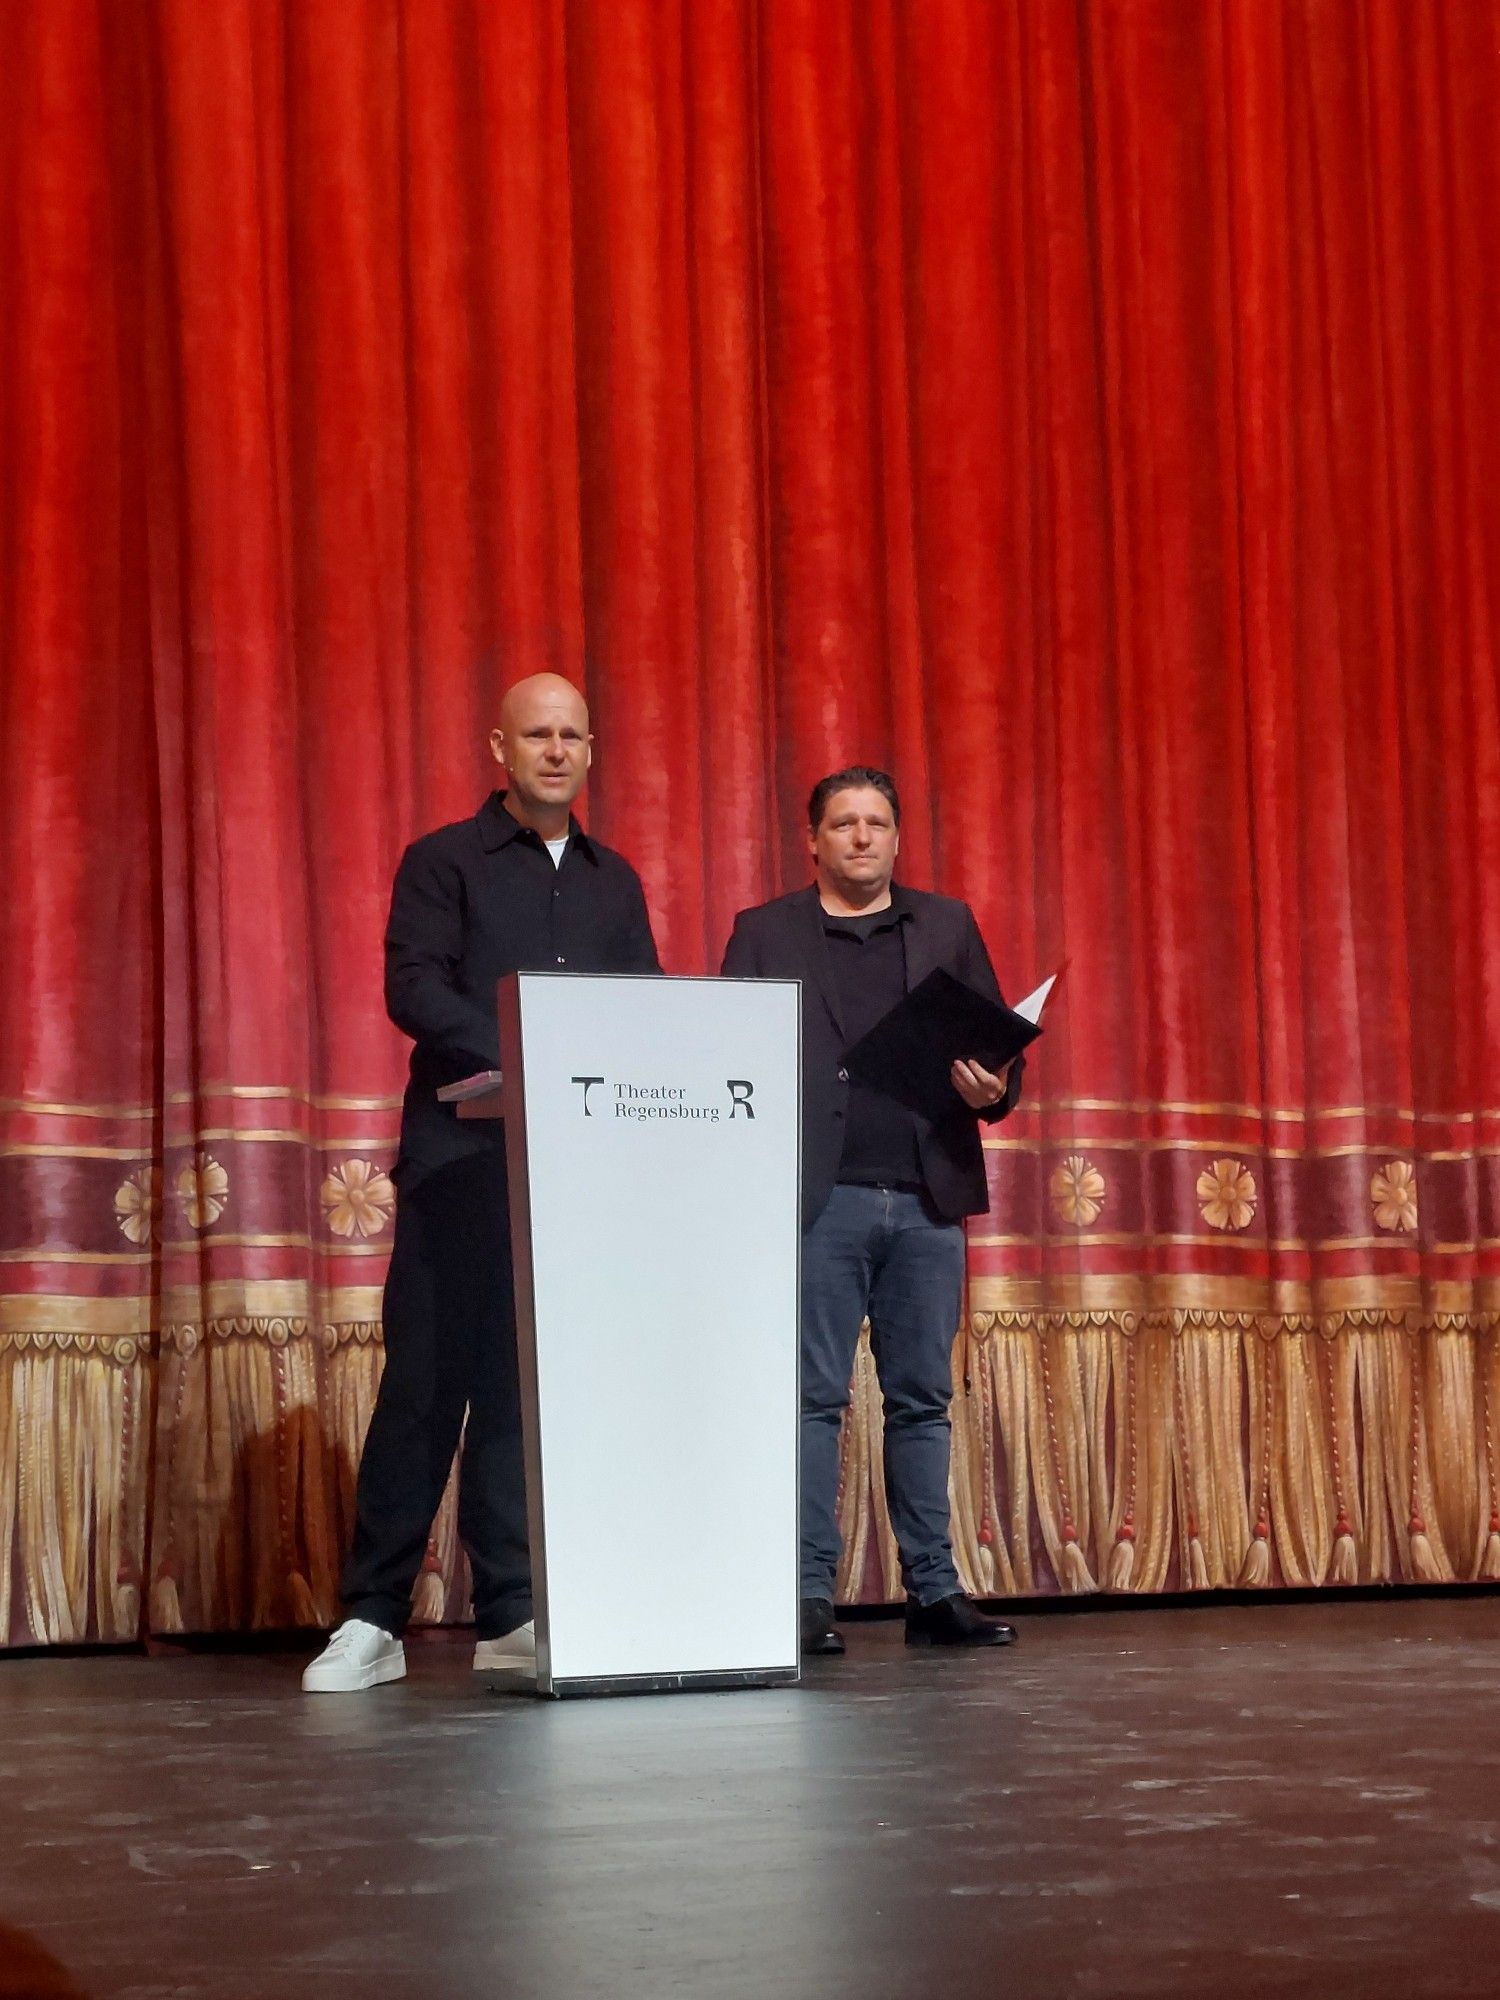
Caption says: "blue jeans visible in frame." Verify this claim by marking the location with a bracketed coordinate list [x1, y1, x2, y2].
[801, 1183, 965, 1607]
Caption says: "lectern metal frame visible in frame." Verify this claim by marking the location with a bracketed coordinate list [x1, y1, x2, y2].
[498, 971, 802, 1699]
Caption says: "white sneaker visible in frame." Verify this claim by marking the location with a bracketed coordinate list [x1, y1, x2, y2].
[301, 1619, 406, 1693]
[474, 1620, 536, 1679]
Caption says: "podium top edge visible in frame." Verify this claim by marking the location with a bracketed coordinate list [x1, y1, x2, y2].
[506, 972, 802, 988]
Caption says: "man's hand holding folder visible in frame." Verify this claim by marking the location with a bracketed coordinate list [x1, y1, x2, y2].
[950, 1054, 1012, 1111]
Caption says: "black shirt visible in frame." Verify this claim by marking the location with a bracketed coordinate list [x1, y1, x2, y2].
[386, 791, 660, 1182]
[822, 906, 924, 1189]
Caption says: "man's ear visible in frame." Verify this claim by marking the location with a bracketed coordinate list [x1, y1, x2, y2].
[489, 727, 506, 770]
[585, 736, 594, 769]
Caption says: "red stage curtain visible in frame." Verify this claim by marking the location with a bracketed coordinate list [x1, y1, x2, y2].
[4, 0, 1500, 1642]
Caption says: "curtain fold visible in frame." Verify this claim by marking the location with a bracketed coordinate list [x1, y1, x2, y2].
[4, 0, 1500, 1643]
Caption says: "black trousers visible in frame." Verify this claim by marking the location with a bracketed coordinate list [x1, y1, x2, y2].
[340, 1151, 532, 1640]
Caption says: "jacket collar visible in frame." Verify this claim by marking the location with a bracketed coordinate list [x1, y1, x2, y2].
[477, 790, 597, 860]
[796, 879, 922, 1038]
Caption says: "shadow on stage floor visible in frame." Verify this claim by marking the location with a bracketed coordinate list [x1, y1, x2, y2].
[3, 1594, 1499, 2000]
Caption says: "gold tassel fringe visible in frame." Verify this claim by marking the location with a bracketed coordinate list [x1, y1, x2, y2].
[151, 1572, 183, 1634]
[1409, 1528, 1443, 1583]
[1058, 1539, 1097, 1593]
[412, 1567, 447, 1625]
[286, 1572, 321, 1628]
[19, 1304, 1500, 1646]
[1237, 1534, 1271, 1587]
[115, 1581, 141, 1641]
[2, 1343, 151, 1646]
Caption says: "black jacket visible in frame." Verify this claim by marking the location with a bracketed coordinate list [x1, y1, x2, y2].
[720, 883, 1023, 1228]
[385, 792, 660, 1183]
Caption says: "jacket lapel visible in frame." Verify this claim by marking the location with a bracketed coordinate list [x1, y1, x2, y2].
[794, 887, 845, 1038]
[892, 882, 932, 993]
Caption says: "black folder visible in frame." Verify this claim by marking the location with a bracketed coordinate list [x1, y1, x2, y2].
[841, 967, 1054, 1122]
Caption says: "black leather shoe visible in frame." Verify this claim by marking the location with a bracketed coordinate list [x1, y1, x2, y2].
[905, 1594, 1017, 1648]
[800, 1597, 845, 1656]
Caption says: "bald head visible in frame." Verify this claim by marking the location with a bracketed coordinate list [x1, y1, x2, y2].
[490, 673, 593, 837]
[497, 672, 589, 738]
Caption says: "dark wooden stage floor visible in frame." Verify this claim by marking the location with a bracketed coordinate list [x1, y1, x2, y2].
[5, 1596, 1500, 1999]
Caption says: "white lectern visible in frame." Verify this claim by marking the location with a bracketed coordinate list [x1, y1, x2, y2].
[496, 971, 801, 1698]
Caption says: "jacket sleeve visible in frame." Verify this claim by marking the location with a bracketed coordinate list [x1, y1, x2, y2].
[719, 910, 760, 978]
[618, 867, 663, 973]
[960, 906, 1025, 1125]
[383, 842, 499, 1068]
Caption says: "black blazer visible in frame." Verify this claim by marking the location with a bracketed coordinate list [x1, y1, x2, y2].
[720, 883, 1023, 1228]
[385, 793, 660, 1184]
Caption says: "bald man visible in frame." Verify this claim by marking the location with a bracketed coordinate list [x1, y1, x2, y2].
[305, 676, 660, 1693]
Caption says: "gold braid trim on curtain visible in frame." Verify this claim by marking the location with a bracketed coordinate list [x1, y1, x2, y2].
[836, 1310, 1500, 1603]
[148, 1317, 468, 1636]
[0, 1330, 152, 1644]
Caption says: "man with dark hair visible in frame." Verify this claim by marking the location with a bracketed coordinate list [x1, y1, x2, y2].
[722, 767, 1021, 1655]
[304, 674, 660, 1693]
[805, 763, 902, 833]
